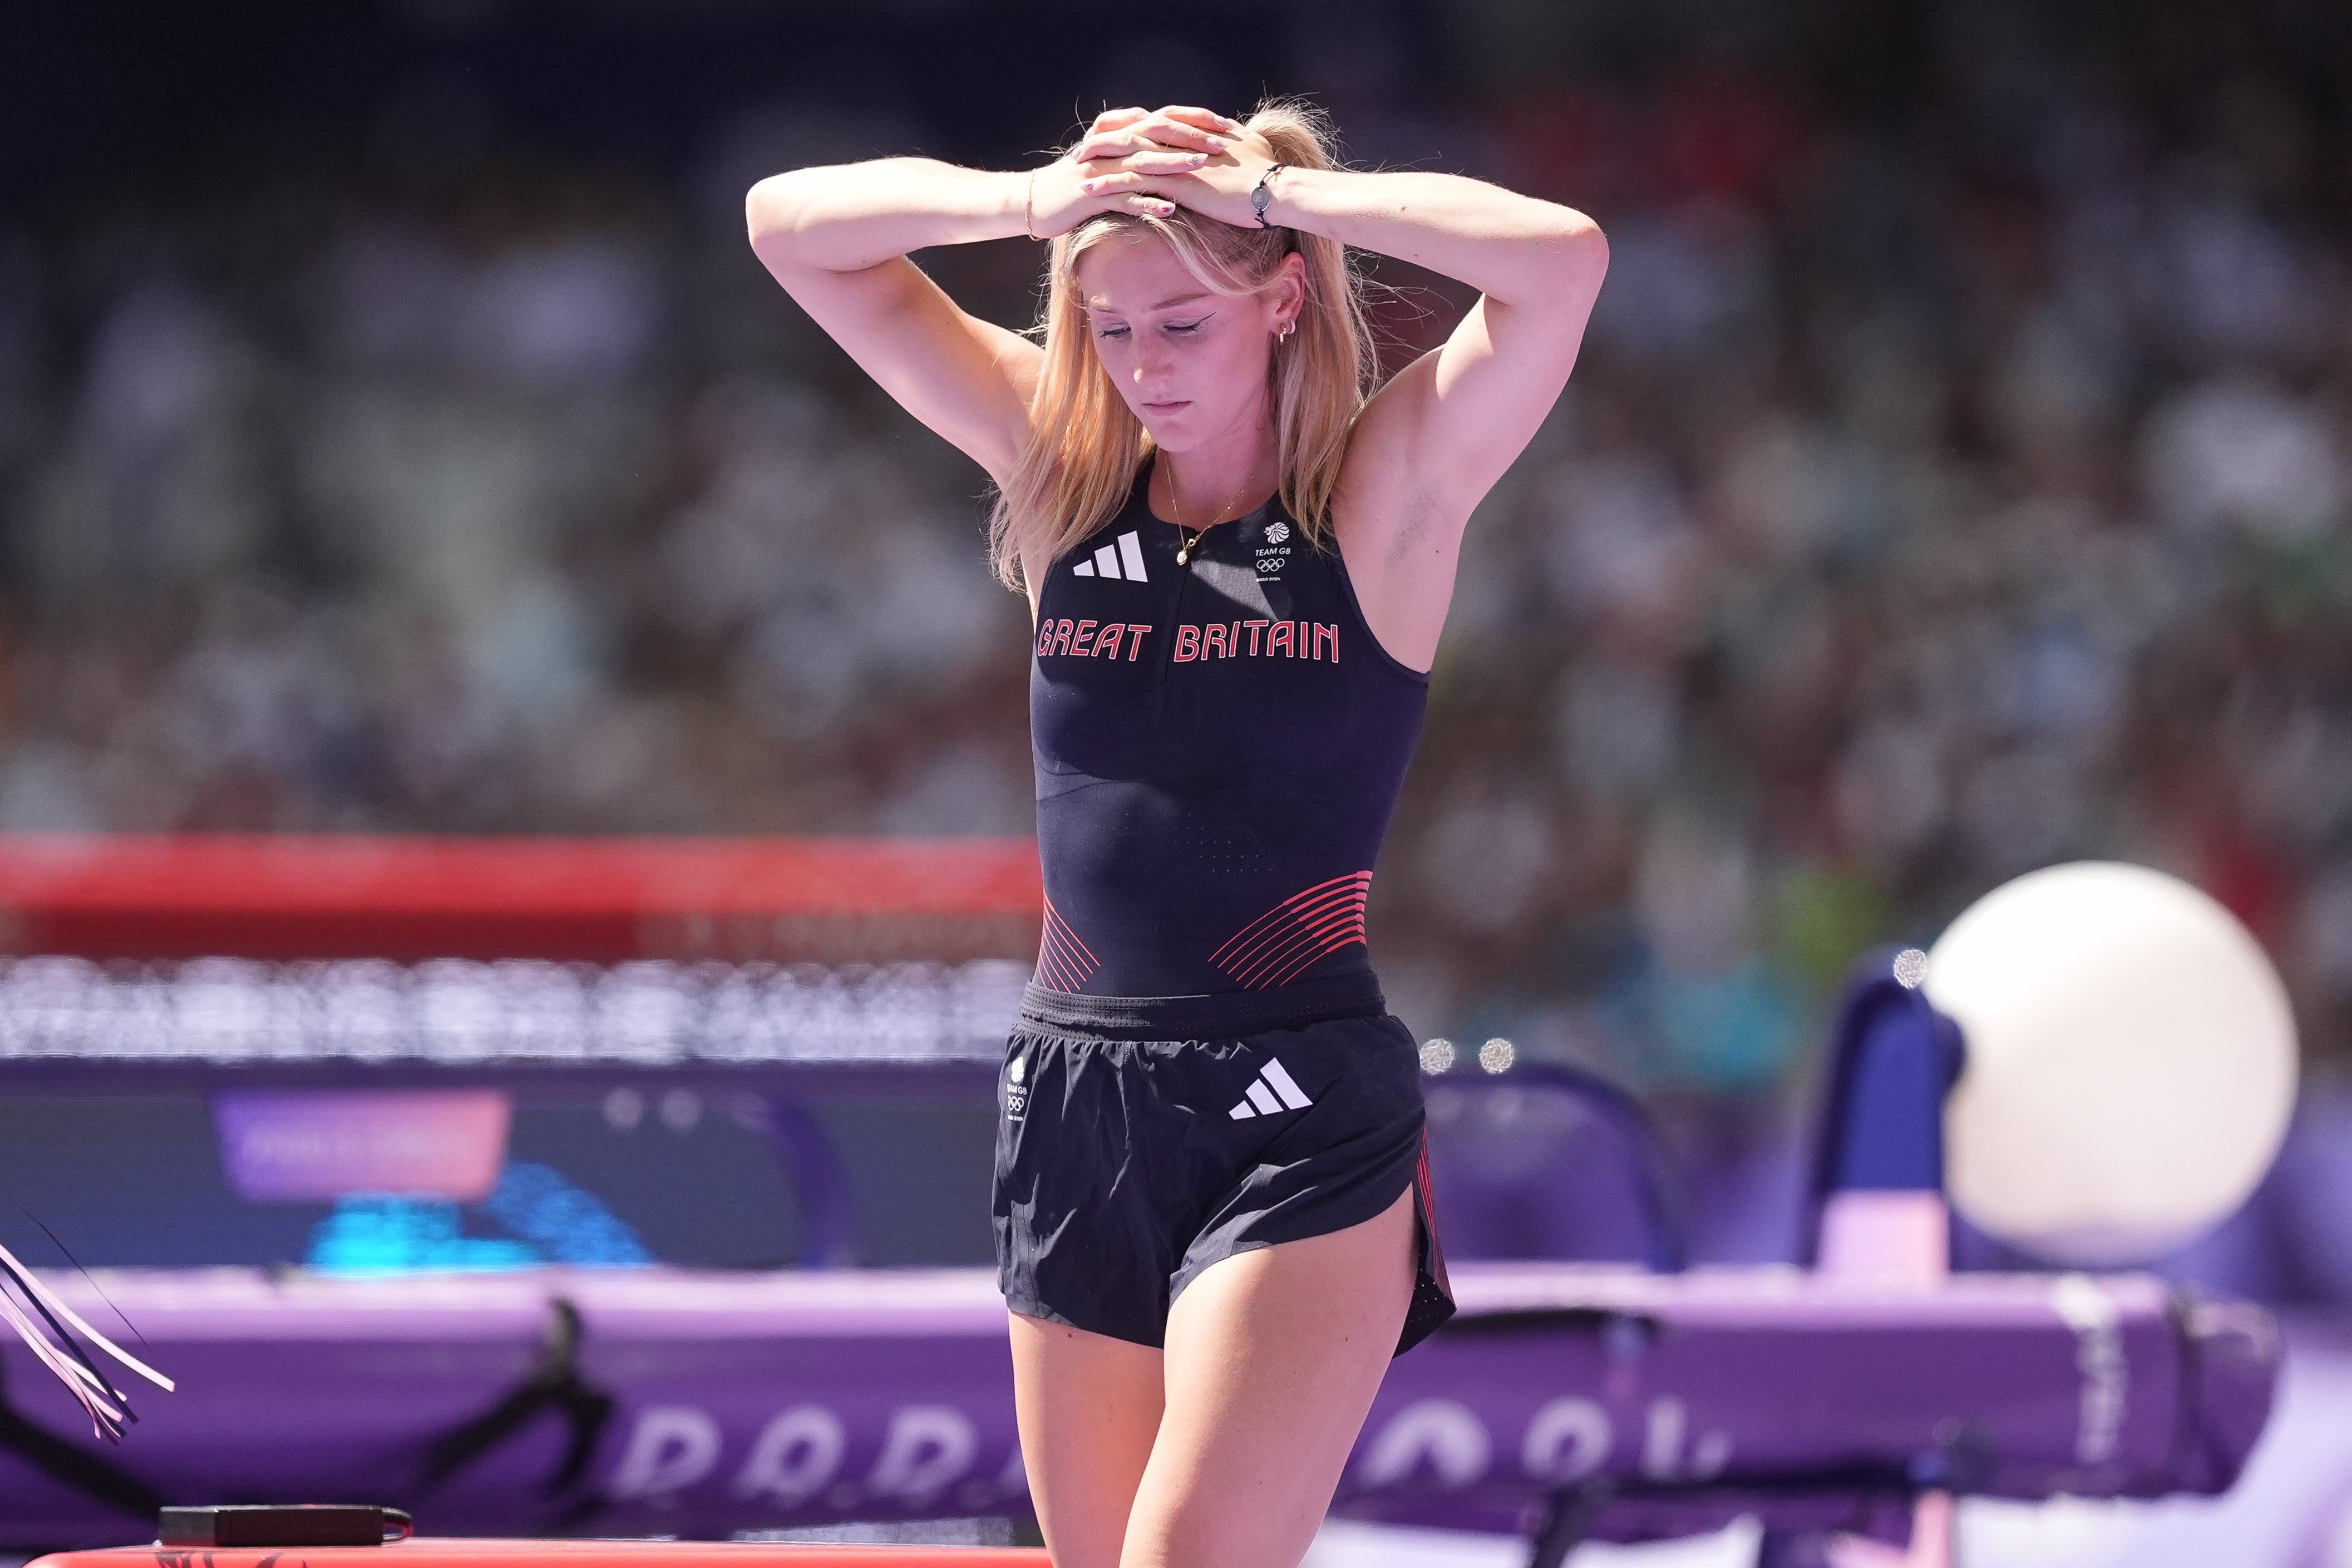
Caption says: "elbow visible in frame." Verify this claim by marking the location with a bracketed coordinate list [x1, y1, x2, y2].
[1495, 210, 1605, 320]
[1526, 213, 1606, 308]
[744, 172, 799, 252]
[747, 167, 845, 254]
[1556, 211, 1608, 282]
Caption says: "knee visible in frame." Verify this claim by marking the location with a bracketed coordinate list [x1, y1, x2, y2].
[1119, 1496, 1323, 1568]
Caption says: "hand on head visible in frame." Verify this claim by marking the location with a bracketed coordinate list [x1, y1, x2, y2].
[1028, 106, 1279, 236]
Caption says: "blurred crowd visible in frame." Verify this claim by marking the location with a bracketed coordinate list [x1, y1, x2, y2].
[1, 2, 2348, 1099]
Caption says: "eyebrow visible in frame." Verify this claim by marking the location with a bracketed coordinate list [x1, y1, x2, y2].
[1086, 292, 1213, 314]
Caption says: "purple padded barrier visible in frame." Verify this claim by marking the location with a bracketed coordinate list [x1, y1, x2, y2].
[0, 1264, 2276, 1550]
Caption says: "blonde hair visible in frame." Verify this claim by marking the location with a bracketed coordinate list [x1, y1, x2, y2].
[989, 98, 1374, 590]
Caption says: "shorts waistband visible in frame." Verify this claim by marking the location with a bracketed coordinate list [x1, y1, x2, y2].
[1018, 972, 1386, 1040]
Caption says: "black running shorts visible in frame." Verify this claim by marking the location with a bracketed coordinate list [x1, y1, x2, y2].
[992, 971, 1455, 1355]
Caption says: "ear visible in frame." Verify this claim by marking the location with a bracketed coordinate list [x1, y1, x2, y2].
[1268, 252, 1308, 333]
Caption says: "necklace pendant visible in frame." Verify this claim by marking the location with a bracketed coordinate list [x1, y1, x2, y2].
[1176, 545, 1191, 565]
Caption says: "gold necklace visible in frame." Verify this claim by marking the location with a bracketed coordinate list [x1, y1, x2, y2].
[1161, 463, 1248, 568]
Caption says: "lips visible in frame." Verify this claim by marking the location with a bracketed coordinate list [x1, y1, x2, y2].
[1142, 400, 1190, 415]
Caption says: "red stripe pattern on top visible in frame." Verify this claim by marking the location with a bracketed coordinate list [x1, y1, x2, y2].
[1036, 895, 1099, 992]
[1207, 871, 1373, 989]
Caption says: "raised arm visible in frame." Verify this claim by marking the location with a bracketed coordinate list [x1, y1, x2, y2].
[746, 116, 1230, 485]
[1268, 169, 1608, 506]
[1075, 117, 1607, 666]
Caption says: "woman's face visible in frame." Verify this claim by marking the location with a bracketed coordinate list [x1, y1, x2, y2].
[1074, 229, 1303, 454]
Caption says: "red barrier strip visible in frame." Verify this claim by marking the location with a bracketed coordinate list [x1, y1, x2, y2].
[0, 836, 1043, 963]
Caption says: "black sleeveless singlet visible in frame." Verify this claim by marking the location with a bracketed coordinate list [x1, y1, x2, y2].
[1028, 460, 1430, 997]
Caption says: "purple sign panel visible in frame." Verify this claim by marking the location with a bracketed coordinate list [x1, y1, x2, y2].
[213, 1089, 512, 1201]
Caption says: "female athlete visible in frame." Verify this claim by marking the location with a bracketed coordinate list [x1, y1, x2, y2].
[747, 100, 1606, 1568]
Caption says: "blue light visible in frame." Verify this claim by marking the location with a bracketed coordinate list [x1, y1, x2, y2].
[482, 1162, 654, 1267]
[306, 1196, 541, 1275]
[304, 1162, 652, 1273]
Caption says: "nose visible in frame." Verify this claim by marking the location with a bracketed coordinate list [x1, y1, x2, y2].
[1128, 335, 1175, 386]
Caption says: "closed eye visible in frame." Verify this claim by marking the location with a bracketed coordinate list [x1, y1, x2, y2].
[1091, 314, 1211, 340]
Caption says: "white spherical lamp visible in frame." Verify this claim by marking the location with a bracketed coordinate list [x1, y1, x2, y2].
[1927, 861, 2298, 1266]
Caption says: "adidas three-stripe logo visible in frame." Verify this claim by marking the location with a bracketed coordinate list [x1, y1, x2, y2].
[1229, 1058, 1314, 1120]
[1071, 531, 1148, 581]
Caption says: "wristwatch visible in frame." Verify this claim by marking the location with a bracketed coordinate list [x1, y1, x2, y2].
[1250, 163, 1287, 229]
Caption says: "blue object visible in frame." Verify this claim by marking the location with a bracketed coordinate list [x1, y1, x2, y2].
[480, 1162, 654, 1266]
[1428, 1061, 1690, 1273]
[1798, 946, 1966, 1264]
[306, 1162, 653, 1273]
[751, 1096, 859, 1269]
[307, 1197, 540, 1275]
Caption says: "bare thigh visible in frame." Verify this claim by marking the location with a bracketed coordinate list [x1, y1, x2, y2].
[1009, 1311, 1165, 1568]
[1120, 1187, 1418, 1568]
